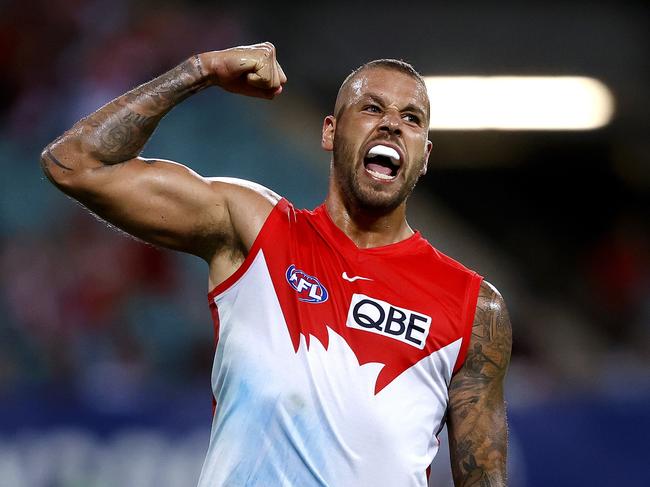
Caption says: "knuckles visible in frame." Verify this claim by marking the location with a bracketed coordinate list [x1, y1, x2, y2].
[214, 41, 284, 98]
[256, 42, 275, 58]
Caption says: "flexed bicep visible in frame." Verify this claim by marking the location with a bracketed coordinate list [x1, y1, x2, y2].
[68, 157, 233, 259]
[41, 43, 287, 260]
[52, 156, 279, 262]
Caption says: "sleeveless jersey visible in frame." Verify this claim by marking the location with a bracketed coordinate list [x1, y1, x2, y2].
[198, 199, 483, 487]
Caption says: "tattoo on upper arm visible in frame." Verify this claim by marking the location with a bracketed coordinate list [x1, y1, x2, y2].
[464, 284, 512, 380]
[448, 282, 512, 487]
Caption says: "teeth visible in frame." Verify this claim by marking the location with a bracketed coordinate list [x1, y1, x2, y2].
[366, 168, 395, 180]
[367, 144, 400, 163]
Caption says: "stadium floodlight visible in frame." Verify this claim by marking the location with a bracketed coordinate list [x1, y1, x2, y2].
[424, 76, 614, 130]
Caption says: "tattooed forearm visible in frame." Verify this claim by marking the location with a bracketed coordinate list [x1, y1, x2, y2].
[447, 281, 512, 487]
[91, 110, 157, 161]
[82, 59, 209, 163]
[47, 57, 210, 167]
[116, 61, 203, 113]
[193, 54, 205, 78]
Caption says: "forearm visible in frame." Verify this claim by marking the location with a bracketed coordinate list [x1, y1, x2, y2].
[42, 55, 209, 177]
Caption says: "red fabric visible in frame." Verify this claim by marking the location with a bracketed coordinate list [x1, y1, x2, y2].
[208, 199, 483, 394]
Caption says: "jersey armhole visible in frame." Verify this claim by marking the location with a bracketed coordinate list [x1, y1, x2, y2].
[452, 272, 483, 374]
[207, 197, 291, 303]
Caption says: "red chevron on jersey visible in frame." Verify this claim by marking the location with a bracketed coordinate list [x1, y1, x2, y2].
[253, 200, 481, 394]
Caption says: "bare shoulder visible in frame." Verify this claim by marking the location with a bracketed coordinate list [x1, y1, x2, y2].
[207, 176, 282, 249]
[205, 177, 283, 291]
[472, 281, 512, 360]
[207, 176, 281, 242]
[206, 177, 282, 203]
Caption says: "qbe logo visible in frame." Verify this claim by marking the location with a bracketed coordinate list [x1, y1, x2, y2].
[286, 264, 329, 303]
[346, 293, 431, 349]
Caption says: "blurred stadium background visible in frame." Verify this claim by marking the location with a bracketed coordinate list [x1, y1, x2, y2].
[0, 0, 648, 485]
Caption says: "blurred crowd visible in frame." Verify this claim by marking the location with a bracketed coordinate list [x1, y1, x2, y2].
[0, 0, 648, 406]
[1, 0, 244, 140]
[0, 0, 245, 396]
[0, 210, 215, 391]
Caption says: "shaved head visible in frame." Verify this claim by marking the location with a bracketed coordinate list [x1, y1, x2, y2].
[334, 59, 430, 121]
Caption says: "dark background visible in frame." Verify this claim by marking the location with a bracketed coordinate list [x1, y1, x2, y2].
[0, 0, 648, 485]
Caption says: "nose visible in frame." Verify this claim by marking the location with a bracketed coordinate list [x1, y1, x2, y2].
[379, 109, 402, 136]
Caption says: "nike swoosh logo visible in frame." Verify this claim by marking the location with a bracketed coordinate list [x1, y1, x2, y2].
[342, 272, 373, 282]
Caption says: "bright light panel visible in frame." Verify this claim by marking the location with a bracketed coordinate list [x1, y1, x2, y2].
[424, 76, 614, 130]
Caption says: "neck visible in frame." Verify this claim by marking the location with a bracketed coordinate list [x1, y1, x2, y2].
[324, 188, 414, 249]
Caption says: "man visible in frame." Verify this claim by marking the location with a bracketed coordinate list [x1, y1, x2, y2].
[41, 42, 511, 486]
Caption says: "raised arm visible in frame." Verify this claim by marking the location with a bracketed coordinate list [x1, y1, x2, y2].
[40, 43, 287, 262]
[447, 280, 512, 486]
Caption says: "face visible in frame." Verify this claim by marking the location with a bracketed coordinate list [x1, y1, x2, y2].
[322, 67, 432, 213]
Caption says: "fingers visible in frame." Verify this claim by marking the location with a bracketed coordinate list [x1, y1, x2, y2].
[277, 63, 287, 85]
[246, 42, 286, 96]
[210, 41, 287, 100]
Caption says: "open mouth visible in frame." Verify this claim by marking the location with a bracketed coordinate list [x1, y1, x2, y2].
[363, 144, 401, 181]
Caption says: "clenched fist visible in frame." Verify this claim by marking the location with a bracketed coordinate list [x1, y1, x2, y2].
[198, 42, 287, 99]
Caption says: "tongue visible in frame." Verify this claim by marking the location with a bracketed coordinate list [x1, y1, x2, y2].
[366, 162, 392, 175]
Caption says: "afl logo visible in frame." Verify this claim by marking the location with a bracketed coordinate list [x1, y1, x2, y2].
[286, 264, 329, 303]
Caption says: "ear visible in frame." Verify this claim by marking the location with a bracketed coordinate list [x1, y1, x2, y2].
[321, 115, 336, 151]
[420, 139, 433, 176]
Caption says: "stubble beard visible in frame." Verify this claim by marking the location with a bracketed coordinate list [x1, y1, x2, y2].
[332, 133, 424, 214]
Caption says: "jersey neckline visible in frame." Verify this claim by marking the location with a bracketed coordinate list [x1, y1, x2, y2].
[310, 203, 425, 256]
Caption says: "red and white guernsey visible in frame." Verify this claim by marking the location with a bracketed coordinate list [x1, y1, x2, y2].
[198, 199, 483, 487]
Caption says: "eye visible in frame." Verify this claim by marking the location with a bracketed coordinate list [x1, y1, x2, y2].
[363, 104, 382, 113]
[403, 113, 420, 124]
